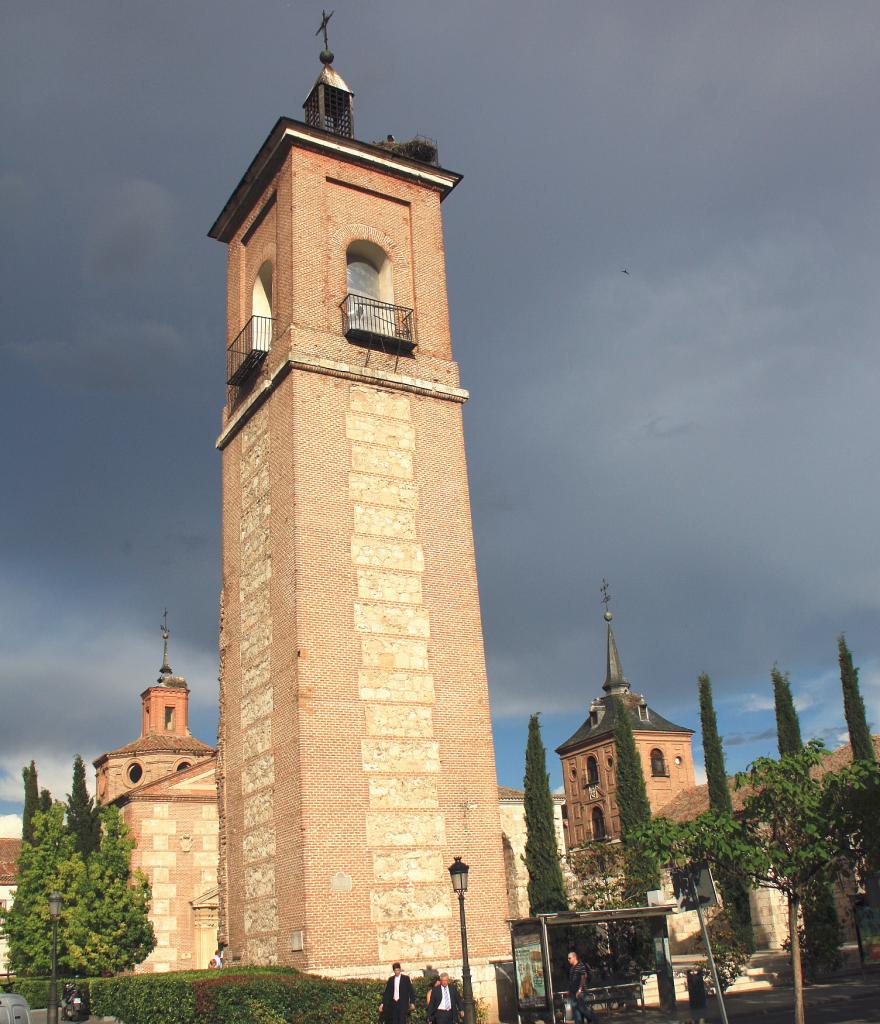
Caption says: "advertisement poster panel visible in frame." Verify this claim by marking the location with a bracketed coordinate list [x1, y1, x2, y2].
[512, 924, 548, 1011]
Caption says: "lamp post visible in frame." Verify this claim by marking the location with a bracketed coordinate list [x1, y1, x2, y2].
[47, 890, 62, 1024]
[448, 857, 476, 1024]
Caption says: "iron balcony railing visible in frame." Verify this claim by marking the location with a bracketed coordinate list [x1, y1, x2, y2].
[226, 315, 273, 386]
[340, 294, 415, 354]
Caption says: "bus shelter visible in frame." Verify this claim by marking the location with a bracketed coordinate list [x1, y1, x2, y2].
[508, 906, 677, 1023]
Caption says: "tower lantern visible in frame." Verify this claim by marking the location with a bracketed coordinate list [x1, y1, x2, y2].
[303, 10, 354, 138]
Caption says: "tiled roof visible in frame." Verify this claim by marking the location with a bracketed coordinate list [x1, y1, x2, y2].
[498, 785, 524, 800]
[658, 734, 880, 823]
[556, 691, 692, 755]
[0, 837, 22, 884]
[96, 733, 215, 763]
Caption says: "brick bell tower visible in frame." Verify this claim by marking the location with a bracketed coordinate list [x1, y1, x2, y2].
[209, 27, 510, 989]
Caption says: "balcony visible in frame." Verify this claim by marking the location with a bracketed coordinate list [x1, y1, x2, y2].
[340, 294, 415, 356]
[226, 315, 273, 386]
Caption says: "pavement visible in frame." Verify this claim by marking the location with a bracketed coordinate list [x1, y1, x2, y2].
[596, 970, 880, 1023]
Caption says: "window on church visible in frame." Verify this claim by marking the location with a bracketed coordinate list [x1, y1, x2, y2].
[586, 755, 599, 786]
[251, 261, 274, 351]
[342, 241, 414, 352]
[127, 762, 143, 785]
[176, 761, 191, 772]
[650, 748, 668, 777]
[591, 806, 606, 841]
[165, 706, 175, 731]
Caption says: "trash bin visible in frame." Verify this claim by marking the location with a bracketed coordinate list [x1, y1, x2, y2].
[562, 995, 575, 1022]
[686, 969, 706, 1010]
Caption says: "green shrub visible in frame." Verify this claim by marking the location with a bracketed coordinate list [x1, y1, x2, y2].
[91, 967, 486, 1024]
[2, 978, 96, 1010]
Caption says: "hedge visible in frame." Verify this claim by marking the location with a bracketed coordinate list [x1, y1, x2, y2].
[89, 968, 485, 1024]
[1, 977, 97, 1010]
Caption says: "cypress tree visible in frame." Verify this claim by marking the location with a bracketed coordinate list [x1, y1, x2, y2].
[66, 755, 101, 858]
[698, 673, 731, 813]
[698, 673, 754, 947]
[612, 697, 659, 894]
[39, 789, 53, 813]
[21, 762, 39, 844]
[523, 713, 568, 914]
[612, 697, 652, 836]
[838, 635, 874, 763]
[772, 666, 803, 756]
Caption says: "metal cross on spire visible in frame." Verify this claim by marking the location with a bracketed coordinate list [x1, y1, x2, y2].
[600, 578, 611, 610]
[316, 9, 334, 51]
[160, 608, 171, 676]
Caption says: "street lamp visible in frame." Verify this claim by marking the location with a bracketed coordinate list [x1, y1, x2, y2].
[47, 891, 62, 1024]
[448, 858, 475, 1024]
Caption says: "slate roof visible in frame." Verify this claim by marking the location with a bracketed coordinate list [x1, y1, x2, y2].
[556, 690, 693, 756]
[0, 837, 22, 885]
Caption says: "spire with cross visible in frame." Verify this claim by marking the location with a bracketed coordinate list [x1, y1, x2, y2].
[316, 9, 335, 64]
[159, 608, 172, 679]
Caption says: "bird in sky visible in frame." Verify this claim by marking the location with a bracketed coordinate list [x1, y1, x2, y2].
[621, 267, 630, 275]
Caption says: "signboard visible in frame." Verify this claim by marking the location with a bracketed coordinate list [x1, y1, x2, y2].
[671, 862, 719, 913]
[511, 924, 547, 1010]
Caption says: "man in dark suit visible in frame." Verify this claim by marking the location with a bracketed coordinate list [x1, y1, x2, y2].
[380, 962, 415, 1024]
[426, 972, 464, 1024]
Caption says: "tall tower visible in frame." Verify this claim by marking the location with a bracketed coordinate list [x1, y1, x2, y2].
[209, 39, 510, 986]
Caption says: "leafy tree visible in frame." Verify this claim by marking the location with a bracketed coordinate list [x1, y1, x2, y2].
[568, 840, 657, 911]
[68, 806, 155, 973]
[523, 713, 568, 914]
[632, 742, 878, 1024]
[612, 697, 651, 835]
[838, 634, 874, 763]
[5, 804, 85, 974]
[770, 666, 841, 965]
[771, 666, 802, 755]
[698, 674, 753, 947]
[21, 761, 39, 843]
[66, 754, 101, 858]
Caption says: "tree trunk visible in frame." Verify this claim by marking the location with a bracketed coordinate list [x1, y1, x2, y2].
[789, 894, 804, 1024]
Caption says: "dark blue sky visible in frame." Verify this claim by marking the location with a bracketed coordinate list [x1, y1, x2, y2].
[2, 1, 879, 830]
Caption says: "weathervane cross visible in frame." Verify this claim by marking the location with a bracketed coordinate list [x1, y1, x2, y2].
[600, 578, 611, 610]
[316, 9, 334, 50]
[161, 607, 169, 642]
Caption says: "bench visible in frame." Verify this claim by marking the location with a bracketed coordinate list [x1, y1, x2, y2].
[581, 979, 645, 1014]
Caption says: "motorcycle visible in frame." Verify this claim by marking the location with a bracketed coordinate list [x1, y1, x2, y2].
[61, 982, 88, 1022]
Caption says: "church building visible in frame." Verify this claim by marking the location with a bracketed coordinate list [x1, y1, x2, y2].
[556, 607, 696, 846]
[93, 631, 220, 972]
[208, 31, 510, 995]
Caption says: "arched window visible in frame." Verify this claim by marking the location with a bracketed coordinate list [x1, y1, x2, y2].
[591, 806, 606, 841]
[347, 251, 381, 298]
[344, 241, 399, 341]
[650, 748, 667, 777]
[586, 755, 599, 786]
[252, 261, 273, 352]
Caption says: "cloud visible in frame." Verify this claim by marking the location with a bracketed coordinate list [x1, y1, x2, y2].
[84, 180, 176, 280]
[723, 728, 778, 749]
[4, 318, 187, 393]
[0, 814, 22, 838]
[0, 577, 218, 812]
